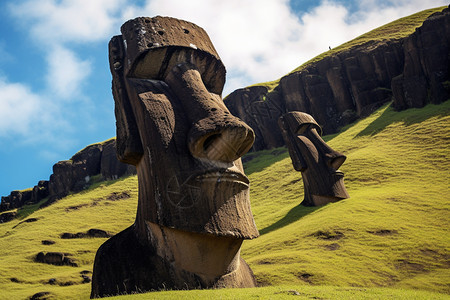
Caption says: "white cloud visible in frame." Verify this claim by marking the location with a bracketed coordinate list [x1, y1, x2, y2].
[115, 0, 447, 95]
[8, 0, 447, 98]
[8, 0, 126, 44]
[3, 0, 447, 122]
[0, 76, 77, 143]
[120, 0, 307, 94]
[46, 45, 92, 99]
[0, 76, 79, 155]
[0, 78, 42, 136]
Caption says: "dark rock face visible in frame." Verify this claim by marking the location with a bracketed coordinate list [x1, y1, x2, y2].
[226, 86, 285, 151]
[35, 252, 77, 267]
[48, 143, 103, 199]
[392, 8, 450, 109]
[41, 240, 56, 245]
[278, 112, 349, 206]
[100, 139, 135, 180]
[47, 139, 136, 202]
[31, 181, 49, 204]
[0, 211, 17, 223]
[0, 139, 136, 213]
[92, 16, 258, 298]
[225, 6, 450, 150]
[29, 291, 53, 300]
[61, 229, 112, 239]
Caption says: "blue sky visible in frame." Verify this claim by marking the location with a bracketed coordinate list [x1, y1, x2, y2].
[0, 0, 446, 197]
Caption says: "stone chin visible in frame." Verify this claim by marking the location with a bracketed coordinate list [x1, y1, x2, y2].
[307, 172, 349, 206]
[142, 164, 259, 240]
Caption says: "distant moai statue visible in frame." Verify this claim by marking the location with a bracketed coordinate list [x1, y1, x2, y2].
[278, 111, 349, 206]
[90, 16, 259, 298]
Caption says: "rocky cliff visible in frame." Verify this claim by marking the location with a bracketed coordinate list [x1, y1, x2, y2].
[0, 139, 135, 214]
[225, 6, 450, 151]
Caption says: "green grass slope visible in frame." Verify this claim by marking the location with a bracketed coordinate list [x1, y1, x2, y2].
[0, 100, 449, 299]
[0, 177, 139, 299]
[242, 101, 450, 292]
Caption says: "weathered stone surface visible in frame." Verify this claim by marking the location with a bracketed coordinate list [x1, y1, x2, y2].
[120, 16, 226, 94]
[0, 190, 33, 211]
[100, 139, 135, 180]
[225, 6, 449, 151]
[48, 144, 102, 199]
[0, 196, 10, 211]
[1, 138, 136, 212]
[29, 291, 53, 300]
[225, 39, 405, 150]
[41, 240, 56, 245]
[279, 112, 349, 206]
[61, 232, 85, 239]
[61, 229, 112, 239]
[92, 226, 256, 296]
[0, 211, 16, 223]
[225, 86, 285, 151]
[92, 16, 258, 298]
[82, 274, 92, 283]
[72, 144, 103, 175]
[87, 229, 111, 238]
[392, 7, 450, 109]
[35, 252, 77, 267]
[46, 140, 136, 203]
[31, 181, 49, 204]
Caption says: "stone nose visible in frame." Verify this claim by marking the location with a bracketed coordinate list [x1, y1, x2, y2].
[165, 63, 254, 163]
[307, 127, 346, 170]
[327, 153, 346, 170]
[188, 113, 254, 162]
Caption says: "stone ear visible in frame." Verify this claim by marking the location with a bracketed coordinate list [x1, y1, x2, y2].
[278, 115, 306, 172]
[109, 35, 144, 165]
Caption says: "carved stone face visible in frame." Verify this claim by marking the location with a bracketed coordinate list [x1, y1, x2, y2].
[109, 17, 258, 239]
[278, 112, 349, 206]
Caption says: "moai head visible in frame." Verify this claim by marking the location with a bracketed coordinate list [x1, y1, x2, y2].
[109, 16, 258, 239]
[278, 111, 349, 206]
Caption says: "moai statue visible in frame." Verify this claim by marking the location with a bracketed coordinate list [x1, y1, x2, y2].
[90, 16, 259, 298]
[278, 112, 349, 206]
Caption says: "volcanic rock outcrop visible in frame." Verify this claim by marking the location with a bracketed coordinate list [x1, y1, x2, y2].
[225, 6, 450, 151]
[91, 16, 259, 298]
[392, 8, 450, 109]
[35, 252, 77, 267]
[0, 139, 135, 213]
[279, 112, 349, 206]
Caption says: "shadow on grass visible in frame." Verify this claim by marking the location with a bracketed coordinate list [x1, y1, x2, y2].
[15, 197, 49, 220]
[259, 204, 319, 235]
[356, 100, 450, 137]
[243, 147, 289, 176]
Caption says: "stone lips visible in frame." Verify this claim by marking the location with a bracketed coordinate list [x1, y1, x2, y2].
[123, 75, 258, 239]
[225, 6, 450, 151]
[92, 15, 259, 298]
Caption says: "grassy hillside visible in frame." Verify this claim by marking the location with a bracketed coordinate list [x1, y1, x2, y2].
[242, 101, 450, 291]
[253, 5, 447, 91]
[0, 100, 449, 299]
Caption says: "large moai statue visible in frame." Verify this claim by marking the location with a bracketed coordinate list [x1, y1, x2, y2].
[90, 17, 259, 298]
[278, 112, 349, 206]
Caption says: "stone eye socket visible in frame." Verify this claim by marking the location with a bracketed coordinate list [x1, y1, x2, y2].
[296, 124, 309, 135]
